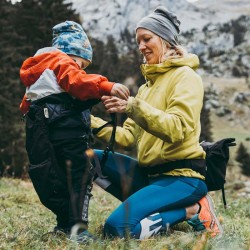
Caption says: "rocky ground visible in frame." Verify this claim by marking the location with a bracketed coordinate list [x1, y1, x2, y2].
[202, 76, 250, 144]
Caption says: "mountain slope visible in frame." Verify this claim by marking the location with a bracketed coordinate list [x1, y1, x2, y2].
[70, 0, 250, 41]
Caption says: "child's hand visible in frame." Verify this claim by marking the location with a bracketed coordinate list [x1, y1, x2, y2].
[111, 83, 130, 100]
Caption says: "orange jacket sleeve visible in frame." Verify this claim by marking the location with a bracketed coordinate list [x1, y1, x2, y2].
[53, 55, 114, 100]
[20, 50, 114, 100]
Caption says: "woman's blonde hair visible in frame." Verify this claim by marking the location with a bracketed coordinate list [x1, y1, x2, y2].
[160, 38, 187, 62]
[142, 36, 187, 64]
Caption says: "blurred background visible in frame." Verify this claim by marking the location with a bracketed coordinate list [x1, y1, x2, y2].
[0, 0, 249, 183]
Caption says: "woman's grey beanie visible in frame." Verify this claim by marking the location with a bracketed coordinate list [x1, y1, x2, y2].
[136, 6, 181, 46]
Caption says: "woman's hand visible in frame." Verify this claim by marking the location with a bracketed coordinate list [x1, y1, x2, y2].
[110, 83, 130, 100]
[102, 96, 128, 113]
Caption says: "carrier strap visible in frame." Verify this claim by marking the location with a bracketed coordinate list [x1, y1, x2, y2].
[144, 159, 206, 177]
[222, 186, 227, 209]
[100, 114, 117, 166]
[92, 114, 117, 180]
[92, 121, 113, 135]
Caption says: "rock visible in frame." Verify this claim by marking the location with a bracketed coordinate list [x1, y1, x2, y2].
[234, 92, 248, 103]
[216, 107, 226, 117]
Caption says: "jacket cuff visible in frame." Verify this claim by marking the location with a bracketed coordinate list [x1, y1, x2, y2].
[99, 81, 115, 96]
[125, 96, 135, 115]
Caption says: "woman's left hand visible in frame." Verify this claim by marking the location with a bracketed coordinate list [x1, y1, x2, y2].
[102, 96, 128, 113]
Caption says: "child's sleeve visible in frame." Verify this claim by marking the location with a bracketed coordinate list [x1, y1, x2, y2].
[54, 56, 115, 100]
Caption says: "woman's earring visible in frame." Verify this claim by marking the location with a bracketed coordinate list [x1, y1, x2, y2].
[143, 56, 147, 64]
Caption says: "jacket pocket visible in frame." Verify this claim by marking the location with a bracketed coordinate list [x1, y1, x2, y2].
[26, 107, 51, 165]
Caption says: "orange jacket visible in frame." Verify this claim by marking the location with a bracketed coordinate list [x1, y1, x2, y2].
[20, 48, 114, 113]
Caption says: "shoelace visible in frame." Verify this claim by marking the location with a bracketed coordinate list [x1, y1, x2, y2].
[209, 218, 216, 230]
[188, 215, 208, 231]
[76, 231, 95, 243]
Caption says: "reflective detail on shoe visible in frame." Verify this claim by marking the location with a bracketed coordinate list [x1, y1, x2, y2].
[139, 213, 163, 239]
[187, 195, 223, 238]
[69, 230, 98, 244]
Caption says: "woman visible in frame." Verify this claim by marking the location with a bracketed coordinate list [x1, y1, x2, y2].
[92, 7, 222, 239]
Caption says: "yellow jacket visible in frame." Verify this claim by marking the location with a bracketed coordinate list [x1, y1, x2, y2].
[91, 54, 206, 178]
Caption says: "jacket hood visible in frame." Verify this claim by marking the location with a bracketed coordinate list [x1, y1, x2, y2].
[20, 47, 60, 87]
[140, 53, 200, 84]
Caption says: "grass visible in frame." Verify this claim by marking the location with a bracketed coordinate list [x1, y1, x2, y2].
[1, 77, 249, 249]
[0, 177, 249, 250]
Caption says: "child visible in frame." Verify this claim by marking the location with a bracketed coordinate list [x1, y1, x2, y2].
[20, 20, 129, 244]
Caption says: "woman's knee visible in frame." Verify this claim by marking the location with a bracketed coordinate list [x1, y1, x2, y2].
[103, 214, 128, 238]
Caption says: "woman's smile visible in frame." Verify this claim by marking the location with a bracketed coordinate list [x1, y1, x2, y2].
[136, 28, 165, 64]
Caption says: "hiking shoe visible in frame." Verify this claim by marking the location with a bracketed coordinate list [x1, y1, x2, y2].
[41, 227, 69, 241]
[53, 226, 70, 236]
[187, 194, 223, 238]
[68, 230, 100, 245]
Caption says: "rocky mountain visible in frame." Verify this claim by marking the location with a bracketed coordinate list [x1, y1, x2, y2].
[71, 0, 194, 41]
[69, 0, 250, 78]
[181, 15, 250, 78]
[70, 0, 250, 41]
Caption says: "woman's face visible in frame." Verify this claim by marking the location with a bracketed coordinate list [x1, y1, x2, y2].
[136, 28, 166, 64]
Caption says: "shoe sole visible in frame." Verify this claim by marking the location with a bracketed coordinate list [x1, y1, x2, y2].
[206, 194, 224, 239]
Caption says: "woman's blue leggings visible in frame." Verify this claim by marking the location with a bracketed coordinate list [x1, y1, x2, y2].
[93, 150, 208, 239]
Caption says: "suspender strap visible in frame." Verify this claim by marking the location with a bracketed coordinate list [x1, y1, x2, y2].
[100, 114, 117, 166]
[222, 186, 227, 209]
[108, 113, 117, 153]
[92, 121, 113, 135]
[92, 114, 117, 181]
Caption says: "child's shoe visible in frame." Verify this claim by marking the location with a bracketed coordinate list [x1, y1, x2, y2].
[68, 229, 101, 245]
